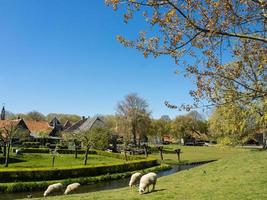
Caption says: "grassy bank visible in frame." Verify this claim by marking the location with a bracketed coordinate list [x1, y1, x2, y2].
[0, 154, 124, 169]
[150, 144, 248, 165]
[33, 149, 267, 200]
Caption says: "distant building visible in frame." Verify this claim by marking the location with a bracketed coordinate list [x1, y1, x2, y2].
[64, 116, 105, 133]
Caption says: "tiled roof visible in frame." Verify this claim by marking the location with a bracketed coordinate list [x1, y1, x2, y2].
[0, 119, 21, 128]
[24, 120, 54, 134]
[65, 117, 104, 133]
[65, 118, 87, 132]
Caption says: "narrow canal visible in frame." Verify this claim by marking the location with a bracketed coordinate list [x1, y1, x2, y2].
[0, 163, 205, 200]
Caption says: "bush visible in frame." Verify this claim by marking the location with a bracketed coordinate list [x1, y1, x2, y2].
[22, 142, 40, 148]
[13, 148, 50, 154]
[95, 150, 145, 160]
[57, 149, 96, 154]
[0, 159, 158, 183]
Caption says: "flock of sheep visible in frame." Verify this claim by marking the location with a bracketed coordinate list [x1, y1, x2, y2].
[43, 172, 157, 197]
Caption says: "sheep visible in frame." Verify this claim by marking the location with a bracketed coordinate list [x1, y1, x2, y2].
[139, 172, 157, 194]
[129, 172, 142, 187]
[44, 183, 64, 197]
[64, 183, 81, 195]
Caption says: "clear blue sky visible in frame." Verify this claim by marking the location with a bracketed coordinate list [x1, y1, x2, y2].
[0, 0, 196, 119]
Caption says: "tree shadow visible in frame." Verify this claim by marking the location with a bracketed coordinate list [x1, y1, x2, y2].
[0, 157, 26, 164]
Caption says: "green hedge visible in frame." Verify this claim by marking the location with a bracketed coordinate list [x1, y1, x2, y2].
[0, 158, 157, 183]
[22, 142, 40, 148]
[95, 150, 145, 161]
[13, 148, 50, 154]
[12, 148, 96, 155]
[57, 149, 96, 154]
[0, 163, 168, 193]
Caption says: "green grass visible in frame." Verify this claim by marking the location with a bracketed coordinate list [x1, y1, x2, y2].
[32, 149, 267, 200]
[150, 144, 248, 165]
[0, 154, 124, 170]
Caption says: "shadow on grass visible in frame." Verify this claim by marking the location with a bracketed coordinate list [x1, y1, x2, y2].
[0, 157, 26, 164]
[143, 189, 166, 195]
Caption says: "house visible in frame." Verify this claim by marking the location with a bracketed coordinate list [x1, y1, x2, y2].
[0, 119, 31, 142]
[64, 116, 105, 133]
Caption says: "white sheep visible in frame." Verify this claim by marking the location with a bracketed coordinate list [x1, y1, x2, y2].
[44, 183, 64, 197]
[129, 172, 142, 187]
[139, 172, 157, 194]
[64, 183, 81, 195]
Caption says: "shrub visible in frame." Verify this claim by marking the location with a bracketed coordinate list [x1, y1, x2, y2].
[95, 150, 145, 160]
[57, 149, 96, 154]
[22, 142, 40, 148]
[0, 159, 157, 183]
[13, 148, 50, 154]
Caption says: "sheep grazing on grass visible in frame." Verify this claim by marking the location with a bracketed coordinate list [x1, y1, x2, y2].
[64, 183, 81, 195]
[139, 172, 157, 194]
[129, 172, 142, 187]
[44, 183, 63, 197]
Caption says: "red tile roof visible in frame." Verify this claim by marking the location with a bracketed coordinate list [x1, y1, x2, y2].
[24, 120, 54, 134]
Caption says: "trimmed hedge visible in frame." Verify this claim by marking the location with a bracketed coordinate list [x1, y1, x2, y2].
[0, 164, 168, 193]
[57, 149, 96, 154]
[0, 158, 157, 183]
[13, 148, 50, 154]
[12, 148, 96, 155]
[95, 150, 145, 161]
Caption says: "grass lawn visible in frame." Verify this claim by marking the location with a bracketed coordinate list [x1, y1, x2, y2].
[150, 144, 248, 165]
[32, 149, 267, 200]
[0, 153, 124, 170]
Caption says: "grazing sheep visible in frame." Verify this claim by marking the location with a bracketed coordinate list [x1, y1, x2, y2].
[139, 172, 157, 194]
[129, 172, 142, 187]
[44, 183, 63, 197]
[64, 183, 81, 195]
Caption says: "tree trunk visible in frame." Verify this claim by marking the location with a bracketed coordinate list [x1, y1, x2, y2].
[52, 156, 56, 167]
[132, 122, 137, 146]
[3, 145, 6, 157]
[75, 146, 78, 159]
[144, 145, 148, 158]
[124, 150, 128, 161]
[84, 147, 89, 165]
[158, 146, 163, 160]
[4, 142, 11, 167]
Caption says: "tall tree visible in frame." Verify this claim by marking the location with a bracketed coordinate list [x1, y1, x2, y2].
[117, 93, 150, 146]
[105, 0, 266, 109]
[0, 125, 28, 167]
[78, 127, 111, 165]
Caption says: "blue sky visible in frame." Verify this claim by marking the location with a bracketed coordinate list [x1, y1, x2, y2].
[0, 0, 196, 119]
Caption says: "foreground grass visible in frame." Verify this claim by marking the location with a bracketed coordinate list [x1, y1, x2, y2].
[0, 154, 124, 169]
[33, 149, 267, 200]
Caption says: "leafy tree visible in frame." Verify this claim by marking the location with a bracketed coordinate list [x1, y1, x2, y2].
[208, 103, 260, 145]
[171, 112, 208, 142]
[19, 111, 46, 121]
[0, 125, 29, 167]
[150, 118, 171, 143]
[105, 0, 266, 135]
[117, 93, 151, 146]
[78, 127, 112, 165]
[46, 113, 81, 124]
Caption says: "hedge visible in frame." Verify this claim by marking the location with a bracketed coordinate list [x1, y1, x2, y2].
[0, 158, 157, 183]
[57, 149, 96, 154]
[0, 164, 168, 193]
[13, 148, 50, 154]
[95, 150, 145, 161]
[12, 148, 96, 155]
